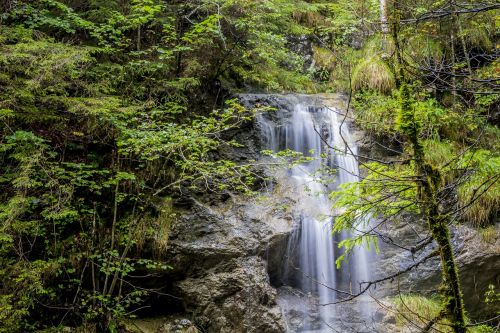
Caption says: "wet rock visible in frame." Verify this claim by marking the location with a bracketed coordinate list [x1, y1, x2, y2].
[162, 174, 294, 332]
[277, 286, 382, 333]
[176, 257, 284, 333]
[373, 304, 400, 333]
[133, 102, 299, 332]
[161, 318, 199, 333]
[373, 218, 500, 321]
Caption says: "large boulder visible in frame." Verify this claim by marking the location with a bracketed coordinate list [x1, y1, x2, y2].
[175, 257, 284, 333]
[162, 187, 295, 332]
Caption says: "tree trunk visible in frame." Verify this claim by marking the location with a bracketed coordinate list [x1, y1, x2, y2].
[420, 166, 466, 333]
[450, 18, 458, 105]
[137, 25, 141, 51]
[392, 2, 467, 323]
[399, 84, 467, 333]
[380, 0, 389, 34]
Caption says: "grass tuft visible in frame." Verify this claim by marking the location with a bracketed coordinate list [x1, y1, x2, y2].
[394, 294, 494, 332]
[423, 140, 456, 167]
[457, 151, 500, 227]
[153, 198, 176, 257]
[352, 56, 395, 94]
[479, 226, 498, 243]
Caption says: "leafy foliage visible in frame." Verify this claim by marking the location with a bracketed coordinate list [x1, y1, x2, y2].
[0, 0, 498, 331]
[331, 1, 498, 330]
[0, 0, 324, 331]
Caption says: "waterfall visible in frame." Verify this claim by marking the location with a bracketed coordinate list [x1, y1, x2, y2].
[255, 94, 374, 332]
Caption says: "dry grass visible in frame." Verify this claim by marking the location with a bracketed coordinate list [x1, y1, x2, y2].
[479, 225, 498, 243]
[293, 10, 326, 26]
[458, 175, 499, 228]
[153, 197, 175, 257]
[352, 56, 395, 94]
[394, 295, 493, 333]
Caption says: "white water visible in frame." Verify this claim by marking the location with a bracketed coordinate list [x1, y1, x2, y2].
[256, 95, 373, 332]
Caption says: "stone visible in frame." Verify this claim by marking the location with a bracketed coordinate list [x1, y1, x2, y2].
[135, 94, 498, 332]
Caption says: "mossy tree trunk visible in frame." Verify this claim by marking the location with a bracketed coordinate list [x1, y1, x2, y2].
[400, 83, 467, 333]
[390, 3, 468, 330]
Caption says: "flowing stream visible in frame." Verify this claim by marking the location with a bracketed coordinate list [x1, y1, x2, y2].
[255, 94, 374, 332]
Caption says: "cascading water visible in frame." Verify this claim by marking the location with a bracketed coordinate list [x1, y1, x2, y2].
[255, 94, 374, 332]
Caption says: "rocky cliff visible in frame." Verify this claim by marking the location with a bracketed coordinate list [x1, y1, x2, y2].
[126, 94, 499, 333]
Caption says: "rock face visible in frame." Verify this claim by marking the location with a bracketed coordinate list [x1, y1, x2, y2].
[357, 130, 500, 322]
[159, 107, 298, 332]
[132, 94, 498, 333]
[454, 225, 500, 318]
[159, 94, 347, 332]
[166, 199, 292, 333]
[405, 224, 500, 319]
[175, 257, 283, 333]
[372, 222, 500, 319]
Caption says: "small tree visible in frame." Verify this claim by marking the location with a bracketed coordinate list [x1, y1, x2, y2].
[329, 1, 498, 332]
